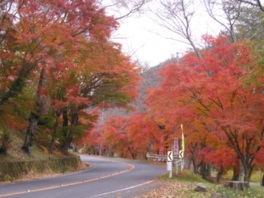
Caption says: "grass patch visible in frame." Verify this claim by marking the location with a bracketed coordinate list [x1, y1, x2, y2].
[0, 131, 85, 182]
[139, 170, 264, 198]
[160, 169, 209, 183]
[222, 169, 263, 183]
[216, 186, 264, 198]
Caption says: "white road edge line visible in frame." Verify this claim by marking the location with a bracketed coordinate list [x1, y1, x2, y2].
[89, 180, 154, 198]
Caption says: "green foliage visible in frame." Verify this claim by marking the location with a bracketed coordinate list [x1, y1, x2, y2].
[217, 186, 264, 198]
[59, 125, 84, 144]
[176, 170, 209, 183]
[3, 133, 11, 143]
[154, 169, 264, 198]
[0, 132, 82, 182]
[235, 6, 264, 88]
[90, 77, 133, 107]
[161, 169, 209, 183]
[35, 129, 52, 148]
[2, 174, 14, 182]
[0, 132, 12, 155]
[38, 111, 55, 129]
[0, 156, 81, 181]
[236, 6, 264, 42]
[0, 82, 35, 132]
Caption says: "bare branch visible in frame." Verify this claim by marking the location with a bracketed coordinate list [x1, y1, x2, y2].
[101, 0, 149, 20]
[152, 0, 202, 58]
[203, 0, 242, 42]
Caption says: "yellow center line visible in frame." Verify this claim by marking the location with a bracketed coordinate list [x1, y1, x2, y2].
[0, 162, 134, 198]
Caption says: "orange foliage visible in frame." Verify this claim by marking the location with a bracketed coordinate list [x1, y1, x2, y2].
[146, 35, 264, 177]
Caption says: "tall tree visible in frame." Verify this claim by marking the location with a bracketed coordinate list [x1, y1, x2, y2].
[57, 50, 139, 154]
[147, 35, 264, 182]
[17, 0, 117, 154]
[0, 0, 139, 154]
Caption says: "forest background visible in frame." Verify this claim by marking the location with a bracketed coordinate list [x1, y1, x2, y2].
[0, 0, 264, 184]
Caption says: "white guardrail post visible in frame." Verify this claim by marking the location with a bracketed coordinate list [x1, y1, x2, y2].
[146, 153, 182, 178]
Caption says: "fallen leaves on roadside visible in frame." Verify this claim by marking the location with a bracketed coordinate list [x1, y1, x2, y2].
[135, 180, 218, 198]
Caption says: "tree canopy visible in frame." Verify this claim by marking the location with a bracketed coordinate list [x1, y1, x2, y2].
[0, 0, 140, 155]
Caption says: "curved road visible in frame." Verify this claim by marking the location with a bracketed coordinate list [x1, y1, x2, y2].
[0, 155, 166, 198]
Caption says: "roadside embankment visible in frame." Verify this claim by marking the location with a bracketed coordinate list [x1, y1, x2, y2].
[0, 155, 84, 182]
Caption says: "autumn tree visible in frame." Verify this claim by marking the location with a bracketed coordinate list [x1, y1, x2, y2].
[0, 0, 140, 155]
[45, 5, 139, 153]
[57, 52, 139, 154]
[102, 116, 129, 157]
[147, 35, 264, 182]
[125, 113, 154, 158]
[0, 1, 50, 149]
[16, 0, 120, 154]
[95, 113, 161, 159]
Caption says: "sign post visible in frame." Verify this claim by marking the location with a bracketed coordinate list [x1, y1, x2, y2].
[173, 138, 179, 155]
[180, 124, 185, 171]
[167, 151, 173, 178]
[175, 159, 179, 175]
[173, 138, 179, 175]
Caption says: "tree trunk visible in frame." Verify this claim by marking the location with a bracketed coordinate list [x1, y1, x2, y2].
[190, 143, 199, 174]
[243, 164, 254, 183]
[21, 68, 46, 155]
[199, 161, 208, 179]
[261, 174, 264, 186]
[71, 112, 79, 125]
[232, 165, 240, 181]
[128, 146, 136, 159]
[217, 166, 225, 184]
[207, 163, 212, 177]
[62, 107, 68, 126]
[21, 112, 39, 155]
[239, 160, 245, 181]
[49, 111, 61, 153]
[61, 136, 72, 154]
[192, 157, 198, 174]
[60, 110, 78, 154]
[147, 140, 152, 153]
[60, 108, 69, 154]
[163, 131, 169, 155]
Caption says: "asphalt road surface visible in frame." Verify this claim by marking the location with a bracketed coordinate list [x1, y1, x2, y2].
[0, 155, 167, 198]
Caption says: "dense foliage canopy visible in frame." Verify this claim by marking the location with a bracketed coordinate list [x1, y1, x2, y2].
[0, 0, 139, 155]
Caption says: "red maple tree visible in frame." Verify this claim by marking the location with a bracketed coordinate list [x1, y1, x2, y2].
[147, 35, 264, 181]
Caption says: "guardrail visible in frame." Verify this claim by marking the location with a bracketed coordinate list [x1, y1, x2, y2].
[146, 153, 179, 162]
[146, 154, 166, 161]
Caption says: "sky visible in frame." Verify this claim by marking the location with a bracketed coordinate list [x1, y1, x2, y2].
[112, 15, 185, 67]
[108, 2, 224, 67]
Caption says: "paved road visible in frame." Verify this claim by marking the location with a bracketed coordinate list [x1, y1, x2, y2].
[0, 155, 166, 198]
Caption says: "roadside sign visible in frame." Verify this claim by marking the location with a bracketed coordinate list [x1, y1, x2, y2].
[167, 161, 172, 171]
[179, 150, 184, 159]
[167, 151, 173, 162]
[173, 138, 179, 155]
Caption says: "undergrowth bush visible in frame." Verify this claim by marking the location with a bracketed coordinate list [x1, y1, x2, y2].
[0, 133, 11, 155]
